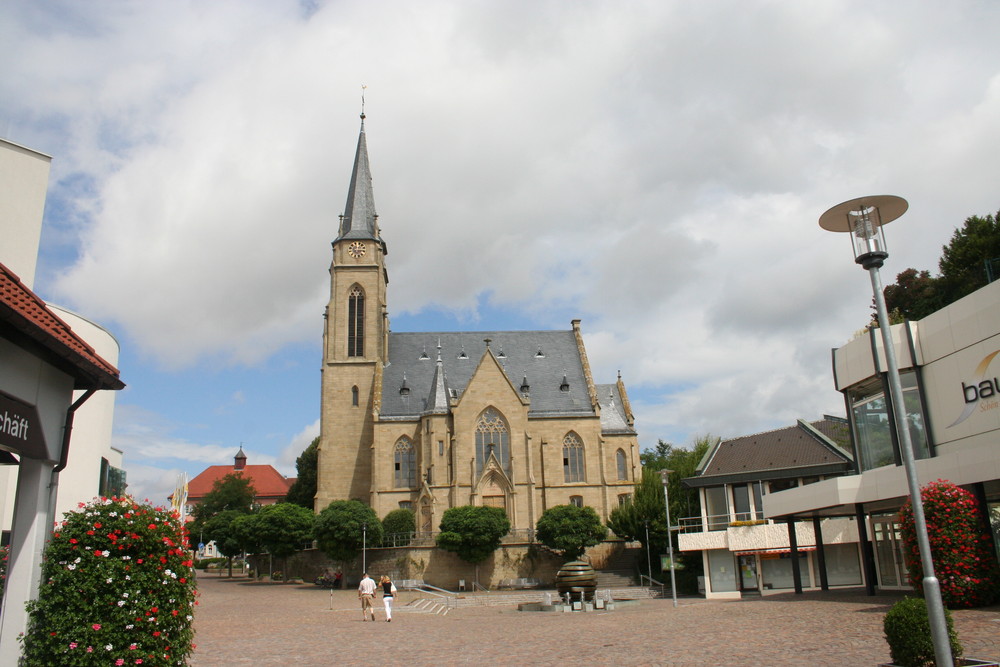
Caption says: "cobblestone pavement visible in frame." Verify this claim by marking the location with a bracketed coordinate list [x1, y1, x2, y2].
[190, 574, 1000, 666]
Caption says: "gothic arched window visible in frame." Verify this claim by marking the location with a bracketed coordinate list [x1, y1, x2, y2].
[475, 408, 510, 475]
[563, 432, 585, 483]
[616, 448, 628, 481]
[352, 385, 359, 407]
[347, 285, 365, 357]
[394, 437, 416, 488]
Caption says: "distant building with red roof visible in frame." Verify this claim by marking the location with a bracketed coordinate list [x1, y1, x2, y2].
[185, 448, 294, 514]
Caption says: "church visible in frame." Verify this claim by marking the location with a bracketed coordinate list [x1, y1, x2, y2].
[315, 116, 639, 534]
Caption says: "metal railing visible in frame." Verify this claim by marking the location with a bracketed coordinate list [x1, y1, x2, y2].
[382, 528, 537, 548]
[639, 573, 667, 597]
[676, 511, 766, 533]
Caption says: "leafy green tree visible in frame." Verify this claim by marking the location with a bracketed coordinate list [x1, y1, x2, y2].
[639, 435, 714, 524]
[284, 436, 319, 509]
[314, 500, 383, 563]
[535, 504, 607, 560]
[878, 209, 1000, 326]
[203, 509, 251, 577]
[382, 508, 415, 546]
[882, 268, 941, 322]
[189, 472, 257, 541]
[937, 209, 1000, 305]
[436, 505, 510, 565]
[252, 502, 315, 577]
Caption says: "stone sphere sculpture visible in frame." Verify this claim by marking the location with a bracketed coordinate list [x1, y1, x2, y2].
[555, 560, 597, 602]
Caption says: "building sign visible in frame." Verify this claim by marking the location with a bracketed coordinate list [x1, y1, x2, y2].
[0, 390, 47, 458]
[948, 348, 1000, 428]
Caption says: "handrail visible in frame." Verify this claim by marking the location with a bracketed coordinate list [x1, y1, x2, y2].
[472, 582, 490, 593]
[639, 573, 667, 598]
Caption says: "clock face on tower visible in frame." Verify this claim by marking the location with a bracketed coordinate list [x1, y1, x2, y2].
[347, 241, 366, 258]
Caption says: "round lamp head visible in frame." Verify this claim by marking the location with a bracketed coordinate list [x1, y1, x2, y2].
[818, 195, 908, 269]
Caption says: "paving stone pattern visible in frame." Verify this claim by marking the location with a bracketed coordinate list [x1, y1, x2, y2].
[190, 575, 1000, 666]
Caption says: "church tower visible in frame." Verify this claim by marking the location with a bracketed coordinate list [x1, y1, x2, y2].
[316, 113, 389, 510]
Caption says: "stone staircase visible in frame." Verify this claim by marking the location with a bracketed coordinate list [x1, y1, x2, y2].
[594, 545, 640, 588]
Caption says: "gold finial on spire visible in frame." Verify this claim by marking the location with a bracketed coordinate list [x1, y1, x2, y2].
[361, 84, 367, 120]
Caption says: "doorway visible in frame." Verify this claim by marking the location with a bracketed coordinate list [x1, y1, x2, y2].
[738, 554, 759, 593]
[871, 514, 908, 589]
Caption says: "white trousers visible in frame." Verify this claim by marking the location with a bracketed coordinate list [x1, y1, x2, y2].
[383, 596, 393, 619]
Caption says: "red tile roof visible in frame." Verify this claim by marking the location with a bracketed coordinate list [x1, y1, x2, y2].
[0, 262, 123, 390]
[187, 464, 293, 502]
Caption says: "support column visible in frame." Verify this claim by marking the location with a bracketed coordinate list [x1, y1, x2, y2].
[855, 503, 877, 596]
[0, 459, 57, 659]
[812, 516, 829, 591]
[787, 518, 802, 594]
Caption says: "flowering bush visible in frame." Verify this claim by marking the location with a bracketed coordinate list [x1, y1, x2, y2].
[20, 497, 197, 666]
[1, 544, 8, 597]
[899, 479, 1000, 608]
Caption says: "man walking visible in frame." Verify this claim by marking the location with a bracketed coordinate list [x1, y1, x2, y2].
[358, 572, 377, 621]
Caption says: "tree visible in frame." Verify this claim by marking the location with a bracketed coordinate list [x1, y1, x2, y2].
[203, 509, 251, 577]
[253, 503, 315, 577]
[284, 436, 319, 509]
[435, 505, 510, 565]
[882, 268, 941, 321]
[314, 500, 383, 563]
[535, 504, 607, 561]
[189, 472, 257, 541]
[639, 435, 714, 524]
[877, 209, 1000, 326]
[382, 508, 415, 546]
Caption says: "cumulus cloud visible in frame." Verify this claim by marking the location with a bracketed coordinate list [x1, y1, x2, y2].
[3, 0, 998, 460]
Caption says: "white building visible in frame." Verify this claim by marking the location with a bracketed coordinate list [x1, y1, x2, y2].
[0, 138, 125, 546]
[766, 279, 1000, 593]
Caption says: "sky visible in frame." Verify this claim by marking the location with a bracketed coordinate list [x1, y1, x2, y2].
[2, 1, 998, 505]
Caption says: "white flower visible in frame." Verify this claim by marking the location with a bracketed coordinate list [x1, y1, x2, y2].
[117, 601, 125, 607]
[105, 644, 113, 651]
[67, 564, 76, 570]
[106, 578, 113, 584]
[101, 550, 110, 557]
[122, 593, 129, 598]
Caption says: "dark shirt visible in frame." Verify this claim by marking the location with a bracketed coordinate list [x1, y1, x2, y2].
[382, 581, 393, 597]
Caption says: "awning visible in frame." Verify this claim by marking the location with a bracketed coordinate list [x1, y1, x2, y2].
[733, 546, 817, 556]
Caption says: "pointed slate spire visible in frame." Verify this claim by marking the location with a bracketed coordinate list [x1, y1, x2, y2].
[426, 341, 450, 414]
[337, 114, 378, 241]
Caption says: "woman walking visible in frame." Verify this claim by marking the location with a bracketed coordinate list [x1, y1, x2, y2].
[380, 575, 397, 622]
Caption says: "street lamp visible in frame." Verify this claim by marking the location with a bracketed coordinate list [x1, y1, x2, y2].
[659, 469, 678, 608]
[819, 195, 952, 667]
[643, 520, 652, 583]
[362, 522, 368, 574]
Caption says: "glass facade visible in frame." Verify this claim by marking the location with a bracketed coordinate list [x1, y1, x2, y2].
[704, 486, 729, 530]
[761, 553, 810, 590]
[849, 370, 930, 472]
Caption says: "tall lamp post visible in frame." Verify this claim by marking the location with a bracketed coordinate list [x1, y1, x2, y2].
[819, 195, 952, 667]
[659, 469, 678, 608]
[362, 522, 368, 574]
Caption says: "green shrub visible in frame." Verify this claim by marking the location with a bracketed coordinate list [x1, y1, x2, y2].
[20, 496, 197, 666]
[194, 557, 226, 569]
[382, 508, 415, 545]
[883, 597, 962, 667]
[0, 544, 8, 598]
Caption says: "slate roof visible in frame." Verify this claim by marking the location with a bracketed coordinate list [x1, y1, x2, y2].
[685, 418, 853, 487]
[596, 383, 633, 434]
[0, 262, 123, 390]
[380, 330, 601, 421]
[187, 463, 293, 502]
[336, 117, 380, 242]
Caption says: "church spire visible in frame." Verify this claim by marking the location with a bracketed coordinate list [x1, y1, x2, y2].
[425, 340, 450, 414]
[337, 112, 379, 241]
